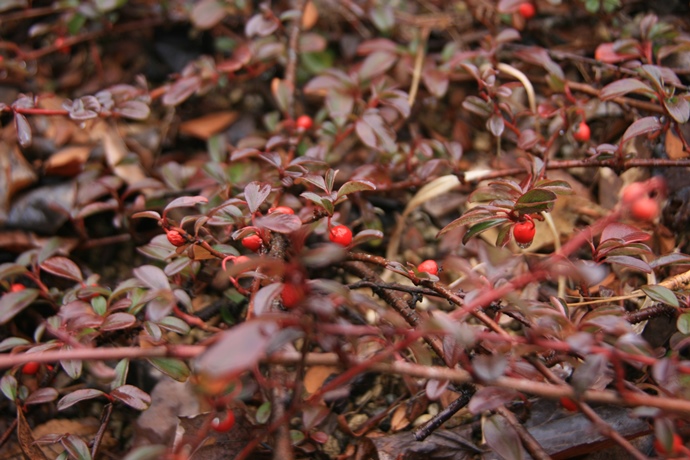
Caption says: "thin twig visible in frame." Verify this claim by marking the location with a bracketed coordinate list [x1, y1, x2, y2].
[412, 384, 475, 441]
[91, 403, 113, 459]
[408, 27, 430, 107]
[284, 0, 308, 119]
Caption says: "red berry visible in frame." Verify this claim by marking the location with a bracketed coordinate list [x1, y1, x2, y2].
[269, 206, 295, 215]
[630, 197, 659, 221]
[22, 362, 40, 375]
[621, 182, 647, 205]
[654, 433, 683, 456]
[10, 283, 25, 293]
[210, 409, 236, 433]
[241, 234, 262, 252]
[167, 230, 187, 247]
[559, 397, 578, 412]
[55, 36, 70, 54]
[281, 283, 303, 309]
[518, 2, 536, 19]
[296, 115, 313, 131]
[513, 220, 536, 245]
[573, 121, 591, 142]
[417, 260, 438, 275]
[329, 225, 353, 246]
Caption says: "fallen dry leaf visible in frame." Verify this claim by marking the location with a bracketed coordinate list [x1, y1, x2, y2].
[43, 145, 91, 176]
[179, 111, 239, 140]
[302, 1, 319, 30]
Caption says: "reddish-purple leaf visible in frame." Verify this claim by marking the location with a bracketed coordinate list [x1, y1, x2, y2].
[487, 114, 505, 137]
[252, 283, 282, 316]
[425, 379, 449, 401]
[663, 96, 690, 124]
[254, 212, 302, 233]
[356, 119, 377, 149]
[599, 78, 654, 100]
[326, 89, 354, 121]
[162, 76, 201, 107]
[422, 68, 449, 98]
[0, 289, 39, 325]
[484, 414, 525, 460]
[245, 13, 279, 37]
[115, 100, 150, 120]
[357, 38, 398, 55]
[621, 116, 662, 144]
[244, 182, 272, 213]
[191, 0, 226, 29]
[196, 319, 280, 378]
[606, 255, 652, 273]
[25, 388, 59, 405]
[101, 312, 137, 331]
[57, 389, 106, 411]
[40, 257, 83, 282]
[358, 51, 396, 82]
[497, 0, 527, 12]
[468, 387, 520, 414]
[111, 385, 152, 410]
[518, 129, 539, 150]
[472, 353, 507, 383]
[164, 195, 208, 213]
[594, 42, 637, 63]
[133, 265, 170, 290]
[132, 210, 162, 220]
[15, 113, 32, 147]
[601, 223, 649, 243]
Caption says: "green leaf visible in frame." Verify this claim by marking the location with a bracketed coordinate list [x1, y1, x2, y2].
[437, 209, 498, 237]
[61, 434, 92, 460]
[0, 262, 28, 280]
[642, 285, 680, 308]
[147, 358, 190, 382]
[336, 180, 376, 200]
[1, 375, 18, 401]
[256, 401, 272, 424]
[513, 188, 557, 214]
[533, 179, 573, 195]
[677, 313, 690, 334]
[462, 219, 509, 244]
[111, 359, 130, 390]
